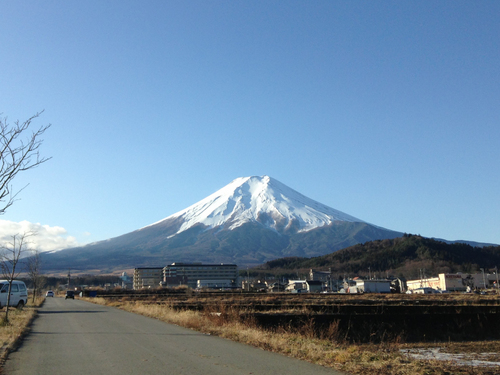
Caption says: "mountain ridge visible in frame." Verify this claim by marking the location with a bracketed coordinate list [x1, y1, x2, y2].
[40, 175, 417, 272]
[253, 235, 500, 280]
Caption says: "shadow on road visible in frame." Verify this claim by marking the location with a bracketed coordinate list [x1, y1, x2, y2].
[28, 331, 208, 336]
[38, 310, 106, 314]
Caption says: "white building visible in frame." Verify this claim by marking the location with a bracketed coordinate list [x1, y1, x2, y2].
[355, 279, 391, 293]
[286, 280, 307, 293]
[406, 273, 499, 292]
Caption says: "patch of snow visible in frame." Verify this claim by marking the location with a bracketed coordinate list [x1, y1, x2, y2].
[400, 348, 500, 367]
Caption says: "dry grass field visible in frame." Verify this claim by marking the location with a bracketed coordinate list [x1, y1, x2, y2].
[0, 297, 44, 367]
[84, 292, 500, 375]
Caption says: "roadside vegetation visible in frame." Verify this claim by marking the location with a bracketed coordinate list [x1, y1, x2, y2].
[0, 296, 44, 365]
[84, 293, 500, 375]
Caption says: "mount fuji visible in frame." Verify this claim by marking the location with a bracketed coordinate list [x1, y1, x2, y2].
[145, 175, 365, 236]
[42, 176, 403, 273]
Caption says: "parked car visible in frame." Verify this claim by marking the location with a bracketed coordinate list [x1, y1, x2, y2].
[65, 290, 75, 300]
[46, 290, 54, 297]
[0, 280, 29, 309]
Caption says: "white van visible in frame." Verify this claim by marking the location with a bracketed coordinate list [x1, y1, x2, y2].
[0, 280, 28, 309]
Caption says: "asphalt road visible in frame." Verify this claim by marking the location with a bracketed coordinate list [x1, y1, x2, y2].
[3, 297, 346, 375]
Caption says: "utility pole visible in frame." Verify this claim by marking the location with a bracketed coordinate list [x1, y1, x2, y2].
[496, 266, 499, 294]
[67, 269, 71, 290]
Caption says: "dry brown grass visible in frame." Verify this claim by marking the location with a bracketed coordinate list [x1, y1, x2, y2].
[0, 297, 44, 365]
[83, 296, 500, 375]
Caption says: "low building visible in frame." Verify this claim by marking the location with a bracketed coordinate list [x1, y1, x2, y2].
[406, 273, 499, 292]
[462, 273, 499, 290]
[163, 263, 238, 289]
[197, 279, 235, 289]
[133, 267, 163, 290]
[341, 279, 357, 293]
[406, 276, 441, 291]
[355, 279, 391, 293]
[305, 280, 323, 293]
[265, 281, 286, 293]
[286, 280, 307, 293]
[240, 280, 268, 291]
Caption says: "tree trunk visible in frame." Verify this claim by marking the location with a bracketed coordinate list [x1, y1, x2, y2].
[4, 282, 12, 323]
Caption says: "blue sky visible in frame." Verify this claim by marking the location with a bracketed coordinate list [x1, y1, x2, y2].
[0, 1, 499, 251]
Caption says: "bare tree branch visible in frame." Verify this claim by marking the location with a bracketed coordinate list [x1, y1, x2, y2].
[0, 111, 52, 215]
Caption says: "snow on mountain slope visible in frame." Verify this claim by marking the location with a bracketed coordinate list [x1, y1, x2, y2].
[145, 176, 364, 236]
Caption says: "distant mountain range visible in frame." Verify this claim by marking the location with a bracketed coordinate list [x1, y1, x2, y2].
[41, 176, 490, 274]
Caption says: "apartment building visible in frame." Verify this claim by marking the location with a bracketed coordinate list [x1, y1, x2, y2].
[163, 263, 238, 289]
[133, 267, 163, 290]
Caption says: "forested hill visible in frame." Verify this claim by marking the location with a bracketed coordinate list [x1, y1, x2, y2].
[254, 235, 500, 279]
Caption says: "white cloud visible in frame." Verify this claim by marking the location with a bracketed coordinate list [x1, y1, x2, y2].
[0, 220, 80, 252]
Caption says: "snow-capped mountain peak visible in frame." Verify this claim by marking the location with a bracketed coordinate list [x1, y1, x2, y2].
[42, 175, 406, 272]
[147, 175, 363, 236]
